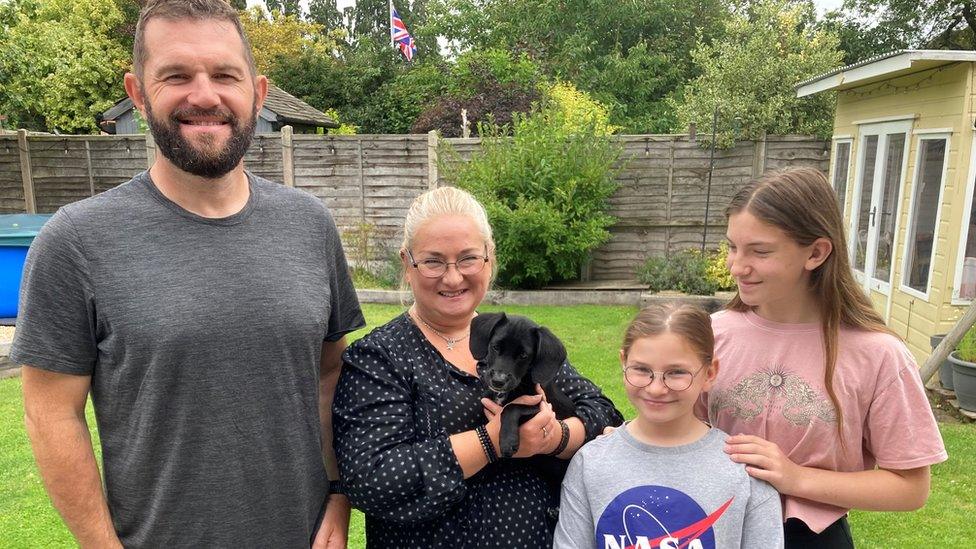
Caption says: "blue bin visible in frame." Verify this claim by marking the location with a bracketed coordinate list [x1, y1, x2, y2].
[0, 214, 53, 318]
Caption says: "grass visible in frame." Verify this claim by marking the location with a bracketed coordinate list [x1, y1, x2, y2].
[1, 303, 973, 547]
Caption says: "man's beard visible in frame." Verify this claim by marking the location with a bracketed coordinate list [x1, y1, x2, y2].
[144, 100, 257, 179]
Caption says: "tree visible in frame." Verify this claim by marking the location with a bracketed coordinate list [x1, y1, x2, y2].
[240, 6, 344, 75]
[110, 0, 143, 56]
[309, 0, 344, 31]
[263, 0, 302, 17]
[425, 0, 730, 133]
[375, 61, 451, 133]
[671, 0, 843, 145]
[351, 0, 388, 43]
[411, 49, 541, 136]
[817, 9, 912, 65]
[266, 40, 405, 133]
[842, 0, 976, 52]
[0, 0, 130, 133]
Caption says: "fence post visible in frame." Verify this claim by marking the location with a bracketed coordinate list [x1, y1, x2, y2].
[84, 139, 96, 197]
[357, 138, 366, 226]
[281, 125, 295, 187]
[461, 109, 470, 139]
[16, 129, 36, 214]
[752, 131, 767, 178]
[666, 136, 675, 254]
[427, 130, 439, 189]
[145, 131, 156, 169]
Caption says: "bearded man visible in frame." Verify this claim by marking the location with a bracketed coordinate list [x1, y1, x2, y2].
[12, 1, 364, 547]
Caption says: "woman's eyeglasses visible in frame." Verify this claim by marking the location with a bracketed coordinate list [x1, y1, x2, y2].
[406, 247, 489, 278]
[622, 365, 705, 391]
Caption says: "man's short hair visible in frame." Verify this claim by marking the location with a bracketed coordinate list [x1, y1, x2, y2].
[132, 0, 257, 79]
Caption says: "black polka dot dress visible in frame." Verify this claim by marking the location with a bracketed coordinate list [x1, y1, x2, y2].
[333, 313, 624, 548]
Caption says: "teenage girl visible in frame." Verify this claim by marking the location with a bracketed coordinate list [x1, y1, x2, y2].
[554, 303, 784, 549]
[708, 167, 948, 547]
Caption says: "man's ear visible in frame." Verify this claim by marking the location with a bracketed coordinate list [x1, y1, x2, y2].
[805, 237, 833, 272]
[531, 326, 567, 385]
[469, 312, 506, 360]
[124, 73, 147, 116]
[253, 74, 268, 113]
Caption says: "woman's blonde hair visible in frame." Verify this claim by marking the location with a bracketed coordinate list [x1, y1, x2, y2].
[725, 167, 895, 437]
[401, 186, 494, 253]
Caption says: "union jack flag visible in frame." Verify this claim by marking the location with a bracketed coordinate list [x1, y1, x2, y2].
[390, 2, 417, 61]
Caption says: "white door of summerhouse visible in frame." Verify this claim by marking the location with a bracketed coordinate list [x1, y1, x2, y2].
[849, 120, 912, 302]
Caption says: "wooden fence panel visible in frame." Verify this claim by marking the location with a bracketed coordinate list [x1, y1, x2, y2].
[763, 136, 831, 172]
[89, 136, 150, 193]
[292, 135, 430, 262]
[438, 133, 829, 281]
[4, 132, 829, 281]
[243, 135, 284, 183]
[28, 137, 95, 213]
[0, 137, 25, 213]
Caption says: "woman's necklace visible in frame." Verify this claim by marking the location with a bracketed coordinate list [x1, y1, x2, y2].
[412, 310, 470, 351]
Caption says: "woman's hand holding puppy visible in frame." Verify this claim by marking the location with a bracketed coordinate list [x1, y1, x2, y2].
[481, 384, 560, 457]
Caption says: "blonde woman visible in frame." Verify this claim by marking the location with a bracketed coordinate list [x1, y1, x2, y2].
[333, 187, 623, 547]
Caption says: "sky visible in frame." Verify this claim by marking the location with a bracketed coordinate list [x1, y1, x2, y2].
[248, 0, 848, 17]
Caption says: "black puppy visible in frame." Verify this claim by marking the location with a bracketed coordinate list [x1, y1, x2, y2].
[470, 312, 575, 458]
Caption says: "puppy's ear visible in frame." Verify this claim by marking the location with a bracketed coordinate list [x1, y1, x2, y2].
[531, 326, 567, 385]
[470, 312, 506, 360]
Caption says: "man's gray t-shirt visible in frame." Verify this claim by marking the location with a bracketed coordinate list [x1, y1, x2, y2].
[11, 171, 365, 547]
[554, 427, 784, 549]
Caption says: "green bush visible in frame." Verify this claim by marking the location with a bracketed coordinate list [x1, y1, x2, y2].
[443, 98, 621, 289]
[956, 326, 976, 362]
[638, 249, 719, 295]
[705, 241, 737, 291]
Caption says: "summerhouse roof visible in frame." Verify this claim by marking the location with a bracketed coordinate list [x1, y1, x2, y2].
[796, 49, 976, 98]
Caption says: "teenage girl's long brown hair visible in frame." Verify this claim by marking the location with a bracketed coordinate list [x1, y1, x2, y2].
[725, 167, 895, 437]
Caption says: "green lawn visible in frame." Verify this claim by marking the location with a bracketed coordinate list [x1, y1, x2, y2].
[1, 303, 972, 547]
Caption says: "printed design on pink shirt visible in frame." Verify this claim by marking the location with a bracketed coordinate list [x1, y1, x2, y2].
[709, 366, 836, 426]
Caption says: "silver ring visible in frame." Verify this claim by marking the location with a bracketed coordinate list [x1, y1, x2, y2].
[542, 426, 549, 438]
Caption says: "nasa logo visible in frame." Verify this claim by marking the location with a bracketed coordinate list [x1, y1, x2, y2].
[595, 485, 733, 549]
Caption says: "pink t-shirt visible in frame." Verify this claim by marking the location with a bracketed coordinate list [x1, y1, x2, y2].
[705, 309, 948, 533]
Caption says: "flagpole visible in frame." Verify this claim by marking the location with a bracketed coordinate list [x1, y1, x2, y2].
[389, 0, 395, 49]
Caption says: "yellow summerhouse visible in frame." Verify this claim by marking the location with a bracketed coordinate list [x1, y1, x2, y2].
[797, 50, 976, 376]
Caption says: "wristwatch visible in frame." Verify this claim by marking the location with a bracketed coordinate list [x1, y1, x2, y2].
[328, 479, 344, 496]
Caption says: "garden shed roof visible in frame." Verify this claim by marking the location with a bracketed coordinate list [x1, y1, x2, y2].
[261, 84, 338, 128]
[796, 49, 976, 98]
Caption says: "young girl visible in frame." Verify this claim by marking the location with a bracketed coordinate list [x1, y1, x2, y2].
[554, 303, 784, 549]
[709, 167, 948, 547]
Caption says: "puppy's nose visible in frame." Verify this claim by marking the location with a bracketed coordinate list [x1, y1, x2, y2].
[489, 372, 511, 389]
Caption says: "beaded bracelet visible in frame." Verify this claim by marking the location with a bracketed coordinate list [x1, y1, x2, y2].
[476, 425, 498, 463]
[547, 420, 570, 456]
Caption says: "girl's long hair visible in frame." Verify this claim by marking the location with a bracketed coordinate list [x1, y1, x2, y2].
[725, 168, 895, 437]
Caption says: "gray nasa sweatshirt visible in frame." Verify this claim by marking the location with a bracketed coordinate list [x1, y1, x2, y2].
[554, 427, 784, 549]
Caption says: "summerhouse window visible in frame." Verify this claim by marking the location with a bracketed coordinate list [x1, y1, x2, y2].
[832, 140, 852, 216]
[902, 136, 948, 297]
